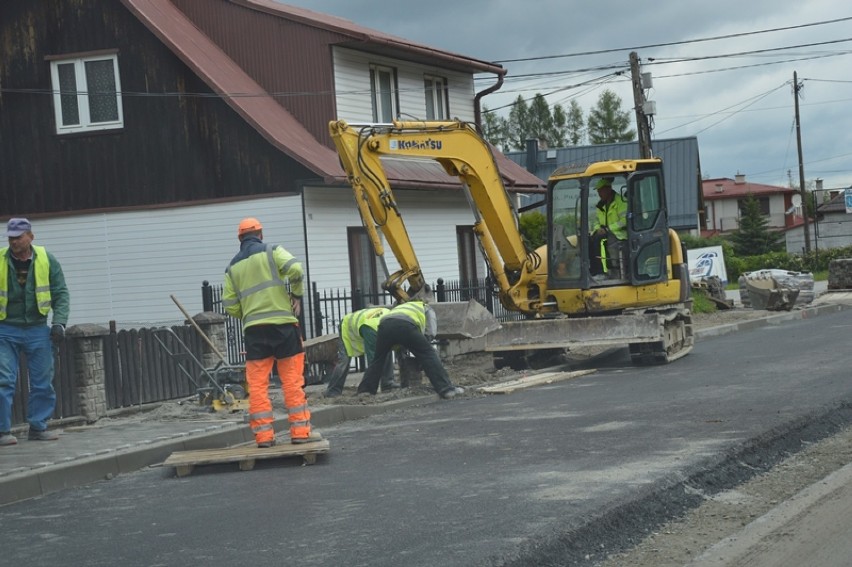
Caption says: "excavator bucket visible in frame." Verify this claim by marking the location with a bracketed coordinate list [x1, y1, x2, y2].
[432, 299, 502, 339]
[744, 277, 799, 311]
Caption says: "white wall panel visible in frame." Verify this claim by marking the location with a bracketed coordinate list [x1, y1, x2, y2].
[303, 185, 482, 293]
[28, 196, 304, 328]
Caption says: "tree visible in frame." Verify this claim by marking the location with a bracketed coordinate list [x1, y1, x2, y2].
[481, 107, 510, 152]
[506, 95, 530, 150]
[564, 100, 585, 145]
[484, 94, 574, 151]
[519, 211, 547, 249]
[730, 194, 784, 256]
[587, 89, 635, 144]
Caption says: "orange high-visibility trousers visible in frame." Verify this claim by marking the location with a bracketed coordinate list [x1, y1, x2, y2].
[246, 354, 311, 444]
[246, 358, 276, 444]
[277, 352, 311, 440]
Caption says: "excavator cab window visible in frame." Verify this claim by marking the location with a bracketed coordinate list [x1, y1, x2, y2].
[549, 179, 584, 284]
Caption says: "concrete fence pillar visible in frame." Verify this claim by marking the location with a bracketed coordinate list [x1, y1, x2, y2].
[66, 324, 109, 423]
[192, 312, 228, 369]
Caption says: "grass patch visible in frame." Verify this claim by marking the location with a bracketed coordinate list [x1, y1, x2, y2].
[691, 290, 717, 314]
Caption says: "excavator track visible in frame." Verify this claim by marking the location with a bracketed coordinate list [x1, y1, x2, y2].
[628, 304, 694, 365]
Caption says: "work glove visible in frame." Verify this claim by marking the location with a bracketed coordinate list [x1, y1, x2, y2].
[50, 323, 65, 346]
[290, 296, 302, 318]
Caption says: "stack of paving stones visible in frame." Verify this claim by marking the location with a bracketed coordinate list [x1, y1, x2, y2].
[828, 258, 852, 290]
[738, 269, 815, 308]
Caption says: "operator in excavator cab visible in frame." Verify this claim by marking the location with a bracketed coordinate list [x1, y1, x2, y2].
[589, 177, 628, 277]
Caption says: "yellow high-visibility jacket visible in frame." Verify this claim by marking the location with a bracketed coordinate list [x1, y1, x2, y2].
[223, 237, 303, 328]
[340, 307, 389, 357]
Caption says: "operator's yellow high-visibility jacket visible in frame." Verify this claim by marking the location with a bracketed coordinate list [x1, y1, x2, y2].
[592, 193, 628, 240]
[340, 307, 388, 357]
[222, 240, 303, 328]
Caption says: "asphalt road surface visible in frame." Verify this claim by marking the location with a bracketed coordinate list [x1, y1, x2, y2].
[2, 309, 851, 567]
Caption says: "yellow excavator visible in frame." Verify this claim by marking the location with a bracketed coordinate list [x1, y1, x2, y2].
[329, 119, 693, 365]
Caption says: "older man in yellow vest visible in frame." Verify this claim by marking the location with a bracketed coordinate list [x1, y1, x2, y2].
[1, 218, 70, 446]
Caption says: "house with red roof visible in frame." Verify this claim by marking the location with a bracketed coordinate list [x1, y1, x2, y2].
[701, 174, 805, 248]
[0, 0, 544, 331]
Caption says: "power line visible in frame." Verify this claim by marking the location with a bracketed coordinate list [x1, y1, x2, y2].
[493, 16, 852, 63]
[647, 37, 852, 64]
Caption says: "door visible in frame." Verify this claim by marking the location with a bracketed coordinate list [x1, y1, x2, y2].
[348, 227, 381, 308]
[626, 170, 669, 285]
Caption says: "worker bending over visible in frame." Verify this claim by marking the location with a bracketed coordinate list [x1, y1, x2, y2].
[357, 299, 463, 400]
[325, 306, 396, 397]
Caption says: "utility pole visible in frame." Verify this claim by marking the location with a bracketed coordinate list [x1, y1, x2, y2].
[793, 71, 811, 254]
[629, 51, 653, 159]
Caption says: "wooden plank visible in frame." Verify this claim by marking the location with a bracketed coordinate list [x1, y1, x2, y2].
[164, 434, 329, 476]
[478, 369, 596, 394]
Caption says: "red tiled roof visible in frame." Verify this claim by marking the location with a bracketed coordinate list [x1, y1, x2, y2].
[232, 0, 504, 74]
[120, 0, 543, 191]
[702, 177, 797, 200]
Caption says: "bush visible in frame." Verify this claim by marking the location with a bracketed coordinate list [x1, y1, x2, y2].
[679, 234, 852, 281]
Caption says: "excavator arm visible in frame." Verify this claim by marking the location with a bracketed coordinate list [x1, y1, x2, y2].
[329, 119, 544, 311]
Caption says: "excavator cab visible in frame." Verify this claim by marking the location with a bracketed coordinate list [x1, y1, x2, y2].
[546, 161, 674, 314]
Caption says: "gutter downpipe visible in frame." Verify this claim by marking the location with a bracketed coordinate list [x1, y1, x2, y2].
[474, 67, 506, 128]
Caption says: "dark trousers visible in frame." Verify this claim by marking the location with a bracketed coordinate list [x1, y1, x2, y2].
[357, 318, 453, 396]
[325, 337, 394, 396]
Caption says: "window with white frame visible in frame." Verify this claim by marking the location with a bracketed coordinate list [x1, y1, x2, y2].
[50, 53, 123, 134]
[370, 64, 398, 123]
[424, 75, 448, 120]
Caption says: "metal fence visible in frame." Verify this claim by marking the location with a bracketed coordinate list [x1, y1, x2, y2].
[202, 275, 524, 363]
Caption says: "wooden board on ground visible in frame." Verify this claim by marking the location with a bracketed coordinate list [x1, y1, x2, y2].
[163, 433, 329, 477]
[478, 369, 596, 394]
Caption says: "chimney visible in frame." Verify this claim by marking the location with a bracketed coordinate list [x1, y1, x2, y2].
[815, 178, 824, 191]
[734, 173, 746, 184]
[524, 138, 538, 175]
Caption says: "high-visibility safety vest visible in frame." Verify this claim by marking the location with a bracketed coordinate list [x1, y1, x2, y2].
[0, 245, 52, 320]
[223, 242, 303, 329]
[340, 307, 388, 357]
[383, 301, 428, 333]
[593, 194, 628, 240]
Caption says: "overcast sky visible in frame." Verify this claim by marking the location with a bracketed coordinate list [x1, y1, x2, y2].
[277, 0, 852, 191]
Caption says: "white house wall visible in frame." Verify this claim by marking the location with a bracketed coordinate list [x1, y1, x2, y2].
[303, 185, 482, 293]
[29, 195, 305, 328]
[332, 47, 475, 123]
[707, 194, 787, 232]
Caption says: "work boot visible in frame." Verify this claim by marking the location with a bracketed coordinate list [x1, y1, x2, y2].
[257, 439, 276, 448]
[440, 386, 465, 400]
[292, 431, 321, 444]
[380, 382, 401, 392]
[0, 432, 18, 446]
[27, 429, 59, 441]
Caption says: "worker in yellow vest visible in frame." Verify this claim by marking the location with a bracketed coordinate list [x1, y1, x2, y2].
[357, 299, 463, 399]
[325, 306, 396, 397]
[223, 218, 312, 448]
[589, 177, 628, 277]
[1, 218, 70, 446]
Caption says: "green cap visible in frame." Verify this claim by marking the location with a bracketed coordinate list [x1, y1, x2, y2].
[594, 178, 613, 191]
